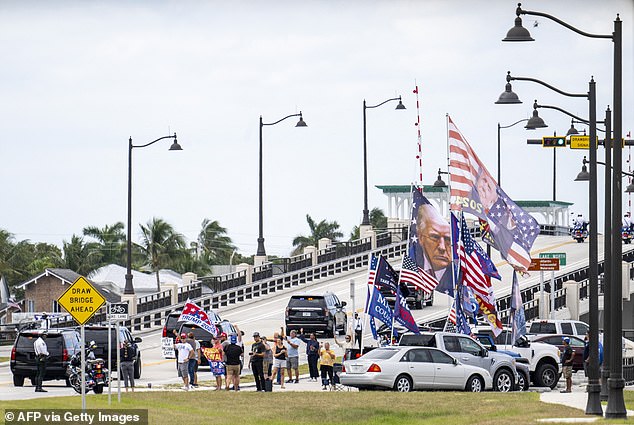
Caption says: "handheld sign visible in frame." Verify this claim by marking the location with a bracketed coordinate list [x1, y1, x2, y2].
[57, 276, 106, 325]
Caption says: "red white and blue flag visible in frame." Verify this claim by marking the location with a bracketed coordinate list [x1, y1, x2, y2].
[448, 116, 539, 272]
[178, 301, 218, 337]
[399, 254, 438, 294]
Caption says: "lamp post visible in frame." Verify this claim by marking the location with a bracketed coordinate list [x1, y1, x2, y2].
[503, 4, 624, 417]
[256, 112, 307, 262]
[433, 168, 449, 187]
[496, 73, 602, 415]
[125, 133, 182, 296]
[361, 96, 405, 227]
[497, 119, 529, 186]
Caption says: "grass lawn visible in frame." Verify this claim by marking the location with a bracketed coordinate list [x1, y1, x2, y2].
[3, 391, 627, 425]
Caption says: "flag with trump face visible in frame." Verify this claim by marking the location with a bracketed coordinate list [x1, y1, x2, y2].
[447, 116, 539, 272]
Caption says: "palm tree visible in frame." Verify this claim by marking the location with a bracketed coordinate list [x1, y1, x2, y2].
[350, 208, 388, 240]
[63, 235, 101, 277]
[292, 214, 343, 256]
[83, 222, 126, 266]
[138, 218, 186, 292]
[197, 219, 236, 265]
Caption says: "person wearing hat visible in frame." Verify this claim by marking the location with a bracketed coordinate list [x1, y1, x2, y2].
[224, 334, 243, 391]
[560, 337, 575, 393]
[173, 334, 193, 391]
[120, 340, 137, 392]
[33, 331, 49, 392]
[249, 332, 266, 391]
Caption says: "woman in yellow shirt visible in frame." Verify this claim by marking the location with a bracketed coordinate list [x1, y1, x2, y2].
[319, 342, 336, 390]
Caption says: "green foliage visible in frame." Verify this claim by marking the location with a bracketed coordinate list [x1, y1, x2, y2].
[292, 214, 344, 256]
[350, 208, 387, 240]
[197, 219, 236, 265]
[82, 222, 126, 267]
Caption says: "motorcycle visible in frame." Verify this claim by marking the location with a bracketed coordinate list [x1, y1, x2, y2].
[623, 226, 633, 244]
[66, 346, 109, 394]
[571, 226, 588, 243]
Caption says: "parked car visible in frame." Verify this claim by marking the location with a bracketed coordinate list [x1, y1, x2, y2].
[80, 325, 143, 379]
[531, 334, 585, 372]
[341, 345, 492, 392]
[399, 332, 519, 392]
[177, 320, 237, 367]
[527, 319, 589, 338]
[10, 328, 80, 387]
[284, 292, 347, 336]
[472, 333, 531, 391]
[474, 327, 561, 389]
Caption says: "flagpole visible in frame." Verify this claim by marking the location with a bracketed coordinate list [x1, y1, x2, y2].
[445, 114, 459, 329]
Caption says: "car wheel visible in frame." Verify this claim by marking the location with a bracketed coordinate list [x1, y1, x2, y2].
[393, 374, 413, 392]
[493, 369, 513, 392]
[134, 355, 142, 379]
[414, 300, 423, 310]
[535, 363, 559, 389]
[13, 374, 25, 387]
[466, 375, 484, 392]
[517, 371, 529, 391]
[93, 384, 104, 394]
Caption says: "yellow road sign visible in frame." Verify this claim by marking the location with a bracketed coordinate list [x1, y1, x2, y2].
[57, 276, 106, 325]
[570, 135, 600, 149]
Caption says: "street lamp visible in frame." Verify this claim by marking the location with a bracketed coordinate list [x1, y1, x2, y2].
[433, 168, 449, 187]
[125, 133, 181, 296]
[361, 96, 405, 227]
[496, 72, 602, 414]
[497, 119, 529, 186]
[256, 112, 307, 262]
[503, 4, 624, 416]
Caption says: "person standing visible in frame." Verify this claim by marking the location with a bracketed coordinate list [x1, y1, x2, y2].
[173, 334, 192, 391]
[185, 332, 200, 388]
[119, 340, 136, 392]
[249, 332, 266, 392]
[334, 333, 354, 352]
[299, 329, 319, 382]
[560, 337, 575, 393]
[352, 313, 363, 350]
[224, 334, 243, 391]
[33, 332, 48, 392]
[285, 330, 301, 383]
[271, 336, 288, 389]
[262, 336, 273, 379]
[319, 341, 336, 390]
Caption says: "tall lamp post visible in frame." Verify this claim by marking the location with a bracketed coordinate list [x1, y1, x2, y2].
[496, 73, 602, 415]
[125, 133, 182, 296]
[496, 119, 529, 186]
[503, 4, 624, 417]
[361, 96, 405, 227]
[256, 112, 307, 263]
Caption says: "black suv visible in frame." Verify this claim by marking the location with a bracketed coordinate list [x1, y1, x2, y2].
[285, 292, 347, 336]
[176, 320, 236, 367]
[10, 328, 80, 387]
[81, 326, 142, 379]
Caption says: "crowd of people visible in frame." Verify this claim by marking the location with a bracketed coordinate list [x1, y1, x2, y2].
[173, 324, 356, 392]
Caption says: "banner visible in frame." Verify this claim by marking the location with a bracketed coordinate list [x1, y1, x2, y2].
[178, 301, 218, 337]
[161, 337, 175, 359]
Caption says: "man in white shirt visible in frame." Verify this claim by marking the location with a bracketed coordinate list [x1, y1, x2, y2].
[33, 332, 49, 392]
[624, 213, 633, 231]
[173, 333, 193, 391]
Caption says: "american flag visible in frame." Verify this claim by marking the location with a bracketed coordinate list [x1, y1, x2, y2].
[447, 116, 539, 271]
[399, 254, 439, 294]
[457, 216, 495, 299]
[367, 254, 379, 286]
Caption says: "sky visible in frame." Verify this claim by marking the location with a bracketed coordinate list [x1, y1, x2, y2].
[1, 0, 633, 259]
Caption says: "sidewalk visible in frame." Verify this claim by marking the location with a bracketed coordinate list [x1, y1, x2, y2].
[540, 383, 634, 420]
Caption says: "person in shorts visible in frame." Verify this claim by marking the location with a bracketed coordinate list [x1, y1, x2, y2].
[224, 334, 243, 391]
[173, 334, 193, 391]
[560, 337, 575, 393]
[271, 336, 288, 389]
[284, 330, 301, 383]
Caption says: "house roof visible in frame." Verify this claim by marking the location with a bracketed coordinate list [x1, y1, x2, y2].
[88, 264, 183, 293]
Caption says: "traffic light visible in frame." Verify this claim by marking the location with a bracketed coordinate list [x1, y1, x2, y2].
[542, 136, 566, 147]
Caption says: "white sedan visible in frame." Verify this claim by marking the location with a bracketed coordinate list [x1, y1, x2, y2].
[341, 346, 492, 392]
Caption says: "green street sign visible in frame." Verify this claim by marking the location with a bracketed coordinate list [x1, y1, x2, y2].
[539, 252, 567, 266]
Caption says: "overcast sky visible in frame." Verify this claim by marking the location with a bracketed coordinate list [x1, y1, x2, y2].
[1, 0, 633, 258]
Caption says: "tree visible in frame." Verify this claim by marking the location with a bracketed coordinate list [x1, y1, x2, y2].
[292, 214, 343, 256]
[138, 218, 186, 292]
[82, 222, 126, 267]
[197, 219, 236, 265]
[63, 235, 101, 277]
[350, 208, 388, 240]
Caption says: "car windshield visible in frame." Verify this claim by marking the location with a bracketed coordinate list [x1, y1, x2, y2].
[288, 296, 326, 308]
[359, 348, 399, 360]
